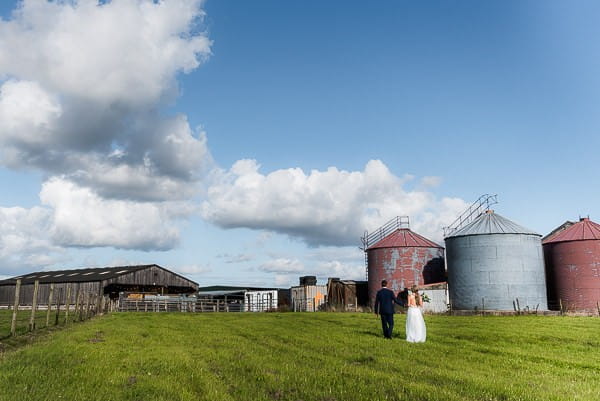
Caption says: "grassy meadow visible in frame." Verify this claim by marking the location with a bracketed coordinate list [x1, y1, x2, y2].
[0, 308, 80, 341]
[0, 312, 598, 401]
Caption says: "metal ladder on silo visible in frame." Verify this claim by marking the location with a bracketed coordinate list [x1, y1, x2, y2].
[360, 216, 410, 280]
[442, 194, 498, 238]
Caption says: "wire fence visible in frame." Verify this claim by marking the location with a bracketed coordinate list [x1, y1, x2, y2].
[117, 293, 279, 313]
[0, 279, 106, 339]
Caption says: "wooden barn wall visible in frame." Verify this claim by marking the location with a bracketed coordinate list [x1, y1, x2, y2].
[102, 266, 197, 290]
[0, 282, 102, 306]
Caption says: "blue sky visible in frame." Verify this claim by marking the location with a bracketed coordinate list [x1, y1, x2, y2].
[0, 1, 599, 287]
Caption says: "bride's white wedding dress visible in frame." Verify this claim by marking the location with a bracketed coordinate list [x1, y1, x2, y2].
[406, 295, 426, 343]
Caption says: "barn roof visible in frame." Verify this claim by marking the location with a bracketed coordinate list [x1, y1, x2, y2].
[0, 264, 197, 286]
[198, 285, 278, 292]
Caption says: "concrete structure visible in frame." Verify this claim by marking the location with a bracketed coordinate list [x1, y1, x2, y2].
[445, 211, 548, 311]
[0, 265, 198, 307]
[543, 217, 600, 312]
[366, 228, 445, 306]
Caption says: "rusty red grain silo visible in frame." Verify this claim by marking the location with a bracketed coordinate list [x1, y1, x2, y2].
[543, 217, 600, 312]
[363, 217, 445, 307]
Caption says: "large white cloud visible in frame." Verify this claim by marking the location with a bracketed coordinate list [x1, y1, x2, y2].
[0, 0, 213, 202]
[0, 0, 212, 255]
[39, 177, 191, 250]
[0, 206, 66, 274]
[201, 159, 468, 246]
[0, 0, 210, 106]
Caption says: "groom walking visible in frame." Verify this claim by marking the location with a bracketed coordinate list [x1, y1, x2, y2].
[374, 279, 402, 339]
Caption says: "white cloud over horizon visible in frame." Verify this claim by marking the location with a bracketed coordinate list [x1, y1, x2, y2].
[201, 159, 468, 246]
[0, 205, 66, 275]
[40, 177, 189, 250]
[268, 247, 366, 288]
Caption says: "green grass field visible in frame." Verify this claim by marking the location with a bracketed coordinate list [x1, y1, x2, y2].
[0, 308, 81, 340]
[0, 312, 598, 401]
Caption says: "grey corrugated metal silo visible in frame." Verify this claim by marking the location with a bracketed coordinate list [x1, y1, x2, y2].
[445, 211, 548, 311]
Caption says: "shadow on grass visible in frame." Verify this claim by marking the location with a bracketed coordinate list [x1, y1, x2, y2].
[359, 330, 386, 338]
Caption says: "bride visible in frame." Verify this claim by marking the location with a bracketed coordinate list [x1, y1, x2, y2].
[406, 285, 426, 343]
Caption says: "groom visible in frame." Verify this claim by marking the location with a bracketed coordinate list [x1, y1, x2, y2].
[374, 279, 403, 339]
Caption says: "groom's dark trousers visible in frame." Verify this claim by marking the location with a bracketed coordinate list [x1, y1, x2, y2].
[374, 287, 402, 339]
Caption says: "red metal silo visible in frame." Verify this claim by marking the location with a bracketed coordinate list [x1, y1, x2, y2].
[543, 217, 600, 312]
[366, 226, 445, 306]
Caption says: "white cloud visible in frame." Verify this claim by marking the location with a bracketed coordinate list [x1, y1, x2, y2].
[0, 0, 214, 254]
[202, 159, 468, 246]
[0, 0, 213, 203]
[259, 258, 304, 274]
[40, 177, 189, 250]
[0, 0, 210, 106]
[274, 274, 296, 287]
[219, 253, 254, 264]
[0, 205, 66, 276]
[314, 261, 365, 281]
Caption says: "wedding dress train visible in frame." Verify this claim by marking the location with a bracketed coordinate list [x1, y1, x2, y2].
[406, 306, 426, 343]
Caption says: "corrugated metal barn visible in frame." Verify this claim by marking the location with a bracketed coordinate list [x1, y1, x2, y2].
[0, 264, 198, 306]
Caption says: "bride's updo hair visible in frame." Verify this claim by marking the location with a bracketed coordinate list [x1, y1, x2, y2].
[411, 285, 421, 306]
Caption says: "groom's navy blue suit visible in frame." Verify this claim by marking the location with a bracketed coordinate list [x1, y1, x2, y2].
[374, 287, 402, 339]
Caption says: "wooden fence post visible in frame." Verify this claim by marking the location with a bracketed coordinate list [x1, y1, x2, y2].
[10, 279, 21, 337]
[46, 283, 54, 327]
[74, 287, 81, 321]
[79, 292, 85, 321]
[64, 284, 71, 324]
[100, 295, 106, 315]
[84, 292, 91, 320]
[96, 293, 102, 316]
[55, 287, 62, 326]
[29, 280, 40, 332]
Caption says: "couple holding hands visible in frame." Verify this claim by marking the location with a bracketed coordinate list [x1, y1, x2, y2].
[374, 280, 426, 343]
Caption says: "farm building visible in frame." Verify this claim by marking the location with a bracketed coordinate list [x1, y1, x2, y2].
[326, 278, 368, 311]
[0, 264, 198, 307]
[197, 286, 279, 312]
[291, 277, 327, 312]
[543, 217, 600, 312]
[362, 216, 445, 307]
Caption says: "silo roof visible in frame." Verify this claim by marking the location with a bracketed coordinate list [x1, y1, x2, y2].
[543, 217, 600, 244]
[445, 211, 540, 238]
[367, 228, 443, 250]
